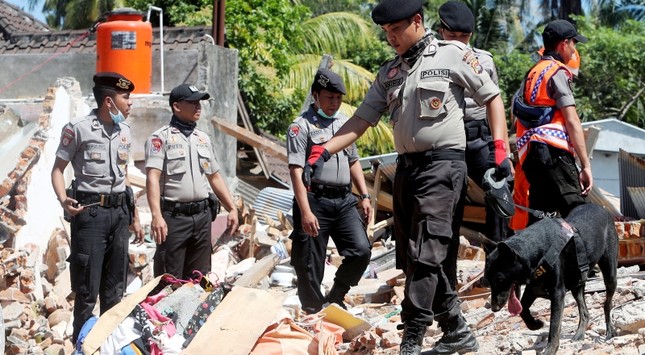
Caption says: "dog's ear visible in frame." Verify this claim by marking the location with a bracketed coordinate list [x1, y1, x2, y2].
[478, 232, 497, 249]
[497, 242, 516, 261]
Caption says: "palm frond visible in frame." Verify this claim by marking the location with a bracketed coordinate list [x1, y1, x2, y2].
[296, 12, 374, 56]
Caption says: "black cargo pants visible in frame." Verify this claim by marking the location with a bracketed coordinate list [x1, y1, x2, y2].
[68, 203, 130, 343]
[290, 192, 371, 314]
[394, 157, 466, 325]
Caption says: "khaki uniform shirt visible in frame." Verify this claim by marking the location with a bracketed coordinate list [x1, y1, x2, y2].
[145, 125, 220, 202]
[354, 37, 500, 153]
[55, 109, 130, 194]
[464, 47, 499, 122]
[286, 106, 358, 186]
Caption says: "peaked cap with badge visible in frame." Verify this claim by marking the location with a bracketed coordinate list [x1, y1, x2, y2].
[169, 84, 211, 106]
[372, 0, 425, 25]
[438, 1, 474, 33]
[311, 68, 346, 95]
[93, 72, 135, 92]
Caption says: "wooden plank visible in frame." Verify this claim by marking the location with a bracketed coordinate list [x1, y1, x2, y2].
[184, 287, 286, 354]
[233, 253, 280, 287]
[367, 165, 384, 239]
[463, 205, 486, 224]
[211, 117, 287, 163]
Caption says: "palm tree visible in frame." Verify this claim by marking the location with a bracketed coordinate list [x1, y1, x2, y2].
[32, 0, 125, 30]
[283, 12, 394, 154]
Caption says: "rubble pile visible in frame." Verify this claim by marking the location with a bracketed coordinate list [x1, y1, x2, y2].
[0, 81, 643, 354]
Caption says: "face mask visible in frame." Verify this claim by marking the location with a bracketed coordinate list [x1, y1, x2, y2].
[314, 96, 338, 120]
[108, 99, 126, 124]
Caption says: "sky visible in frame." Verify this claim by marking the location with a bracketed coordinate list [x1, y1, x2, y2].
[7, 0, 47, 22]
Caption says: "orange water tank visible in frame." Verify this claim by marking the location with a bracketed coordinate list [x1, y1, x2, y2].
[96, 8, 152, 93]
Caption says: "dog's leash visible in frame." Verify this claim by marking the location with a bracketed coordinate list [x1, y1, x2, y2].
[513, 204, 558, 219]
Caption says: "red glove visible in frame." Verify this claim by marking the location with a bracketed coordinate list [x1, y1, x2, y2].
[307, 145, 328, 165]
[303, 145, 330, 188]
[488, 139, 512, 179]
[493, 139, 507, 166]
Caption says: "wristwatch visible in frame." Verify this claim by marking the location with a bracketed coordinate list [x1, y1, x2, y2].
[360, 193, 371, 200]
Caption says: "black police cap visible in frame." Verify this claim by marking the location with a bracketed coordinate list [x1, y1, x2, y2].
[93, 72, 135, 92]
[372, 0, 425, 25]
[311, 68, 346, 95]
[438, 1, 474, 33]
[169, 84, 210, 106]
[543, 19, 588, 46]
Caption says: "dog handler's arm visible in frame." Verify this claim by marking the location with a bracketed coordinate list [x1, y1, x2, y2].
[146, 168, 168, 244]
[486, 95, 514, 177]
[561, 105, 592, 195]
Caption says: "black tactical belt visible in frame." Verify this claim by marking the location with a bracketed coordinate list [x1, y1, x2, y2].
[397, 149, 465, 168]
[76, 191, 126, 208]
[310, 183, 351, 199]
[162, 198, 209, 216]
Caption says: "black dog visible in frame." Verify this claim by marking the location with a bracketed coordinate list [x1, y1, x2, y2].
[485, 204, 618, 355]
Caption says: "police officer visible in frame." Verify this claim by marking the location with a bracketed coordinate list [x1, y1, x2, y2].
[287, 68, 372, 313]
[304, 1, 511, 353]
[514, 20, 592, 226]
[145, 84, 238, 280]
[436, 1, 510, 287]
[51, 72, 145, 344]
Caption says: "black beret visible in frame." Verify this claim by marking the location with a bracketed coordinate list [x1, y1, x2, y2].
[372, 0, 425, 25]
[169, 84, 210, 106]
[93, 72, 135, 92]
[311, 68, 346, 95]
[543, 19, 588, 46]
[438, 1, 474, 33]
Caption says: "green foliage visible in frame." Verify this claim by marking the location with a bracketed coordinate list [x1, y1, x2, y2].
[574, 18, 645, 127]
[492, 49, 534, 118]
[227, 0, 311, 135]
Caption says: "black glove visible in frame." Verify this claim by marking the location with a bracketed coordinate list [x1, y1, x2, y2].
[302, 145, 331, 188]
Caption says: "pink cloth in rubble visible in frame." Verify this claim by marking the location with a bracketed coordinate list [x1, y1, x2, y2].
[140, 302, 177, 355]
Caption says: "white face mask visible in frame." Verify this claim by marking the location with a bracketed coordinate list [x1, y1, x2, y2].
[108, 98, 126, 124]
[315, 96, 339, 120]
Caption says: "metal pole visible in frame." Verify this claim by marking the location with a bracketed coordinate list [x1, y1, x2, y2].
[148, 5, 165, 93]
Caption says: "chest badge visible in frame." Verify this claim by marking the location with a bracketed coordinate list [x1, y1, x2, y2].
[430, 97, 442, 109]
[121, 135, 128, 144]
[387, 67, 399, 79]
[169, 135, 177, 143]
[201, 161, 210, 170]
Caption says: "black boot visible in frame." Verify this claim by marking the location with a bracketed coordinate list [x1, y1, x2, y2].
[399, 320, 427, 355]
[326, 283, 350, 310]
[428, 314, 478, 355]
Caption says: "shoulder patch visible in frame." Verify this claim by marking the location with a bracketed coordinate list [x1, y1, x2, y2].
[150, 137, 163, 154]
[463, 50, 484, 74]
[288, 125, 300, 138]
[61, 126, 75, 146]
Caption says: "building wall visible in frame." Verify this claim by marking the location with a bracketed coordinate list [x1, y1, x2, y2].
[0, 44, 239, 185]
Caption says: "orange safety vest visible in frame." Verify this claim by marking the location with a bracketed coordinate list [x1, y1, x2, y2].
[515, 60, 575, 164]
[510, 161, 529, 231]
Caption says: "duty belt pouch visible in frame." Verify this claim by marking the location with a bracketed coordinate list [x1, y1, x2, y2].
[64, 180, 77, 223]
[125, 186, 135, 224]
[207, 193, 220, 222]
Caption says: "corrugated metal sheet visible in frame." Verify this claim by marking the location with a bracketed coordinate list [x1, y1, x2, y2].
[251, 187, 294, 225]
[619, 149, 645, 218]
[626, 187, 645, 219]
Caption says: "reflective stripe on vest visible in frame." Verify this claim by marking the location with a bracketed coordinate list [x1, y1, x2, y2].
[517, 60, 574, 164]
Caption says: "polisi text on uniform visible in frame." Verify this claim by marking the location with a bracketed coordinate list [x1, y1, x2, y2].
[421, 69, 450, 80]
